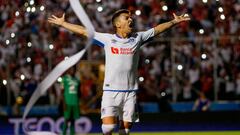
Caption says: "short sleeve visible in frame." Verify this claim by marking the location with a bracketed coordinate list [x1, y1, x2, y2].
[93, 32, 109, 48]
[138, 28, 155, 43]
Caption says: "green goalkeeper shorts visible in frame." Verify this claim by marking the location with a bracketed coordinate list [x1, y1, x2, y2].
[64, 104, 80, 119]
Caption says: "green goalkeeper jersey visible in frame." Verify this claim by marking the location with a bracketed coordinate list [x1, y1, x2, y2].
[62, 75, 80, 105]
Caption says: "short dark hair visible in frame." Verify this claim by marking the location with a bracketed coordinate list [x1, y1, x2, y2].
[112, 9, 130, 27]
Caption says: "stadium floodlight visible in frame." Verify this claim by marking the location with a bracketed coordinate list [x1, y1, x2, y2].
[177, 64, 183, 70]
[97, 6, 103, 12]
[201, 53, 207, 60]
[24, 2, 28, 7]
[145, 59, 150, 64]
[40, 5, 45, 11]
[218, 7, 223, 13]
[202, 0, 208, 3]
[49, 44, 54, 50]
[135, 10, 141, 16]
[139, 77, 144, 82]
[26, 57, 31, 63]
[3, 80, 7, 85]
[27, 42, 32, 47]
[161, 92, 166, 97]
[20, 74, 25, 80]
[199, 29, 204, 34]
[162, 5, 168, 11]
[96, 0, 101, 2]
[11, 33, 15, 38]
[15, 11, 20, 17]
[57, 77, 62, 83]
[220, 14, 225, 20]
[26, 7, 31, 12]
[178, 0, 184, 5]
[31, 7, 36, 12]
[30, 0, 34, 5]
[6, 39, 10, 45]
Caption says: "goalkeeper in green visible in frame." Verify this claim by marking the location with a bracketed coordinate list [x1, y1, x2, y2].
[61, 67, 81, 135]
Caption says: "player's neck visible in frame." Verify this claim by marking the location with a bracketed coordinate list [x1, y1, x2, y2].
[116, 30, 130, 39]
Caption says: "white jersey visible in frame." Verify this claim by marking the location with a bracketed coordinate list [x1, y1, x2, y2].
[93, 28, 155, 92]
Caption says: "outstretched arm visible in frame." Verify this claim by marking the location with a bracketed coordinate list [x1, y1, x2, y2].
[154, 13, 190, 36]
[48, 13, 87, 37]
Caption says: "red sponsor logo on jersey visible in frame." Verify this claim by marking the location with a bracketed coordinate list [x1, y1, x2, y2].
[120, 48, 133, 54]
[111, 47, 134, 55]
[111, 47, 119, 54]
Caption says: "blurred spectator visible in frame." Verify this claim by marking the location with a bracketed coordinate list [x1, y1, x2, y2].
[192, 92, 211, 112]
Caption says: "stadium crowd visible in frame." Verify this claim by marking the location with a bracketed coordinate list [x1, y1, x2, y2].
[0, 0, 240, 113]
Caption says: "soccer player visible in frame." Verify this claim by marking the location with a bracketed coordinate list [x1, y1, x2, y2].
[61, 67, 80, 135]
[48, 9, 190, 135]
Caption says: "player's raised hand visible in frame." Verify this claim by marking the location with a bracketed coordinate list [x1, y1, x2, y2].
[48, 13, 65, 26]
[172, 13, 190, 24]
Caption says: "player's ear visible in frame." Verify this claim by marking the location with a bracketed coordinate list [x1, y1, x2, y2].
[115, 21, 121, 28]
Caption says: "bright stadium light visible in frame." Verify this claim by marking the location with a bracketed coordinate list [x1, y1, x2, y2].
[162, 5, 168, 11]
[96, 0, 101, 2]
[26, 7, 31, 12]
[15, 11, 20, 17]
[3, 80, 7, 85]
[20, 74, 25, 80]
[218, 7, 223, 12]
[145, 59, 150, 64]
[11, 33, 15, 38]
[199, 29, 204, 34]
[6, 39, 10, 45]
[178, 0, 184, 5]
[27, 42, 32, 47]
[135, 10, 141, 16]
[139, 77, 144, 82]
[177, 64, 183, 70]
[24, 2, 28, 7]
[161, 92, 166, 97]
[220, 14, 225, 20]
[26, 57, 31, 62]
[49, 44, 54, 50]
[202, 0, 208, 3]
[57, 77, 62, 82]
[201, 53, 207, 59]
[97, 6, 103, 12]
[40, 5, 45, 11]
[31, 7, 36, 12]
[30, 0, 34, 5]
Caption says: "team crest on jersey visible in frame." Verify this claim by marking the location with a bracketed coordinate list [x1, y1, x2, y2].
[129, 38, 135, 43]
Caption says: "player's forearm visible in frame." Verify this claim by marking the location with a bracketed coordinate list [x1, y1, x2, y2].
[154, 20, 177, 36]
[61, 22, 87, 37]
